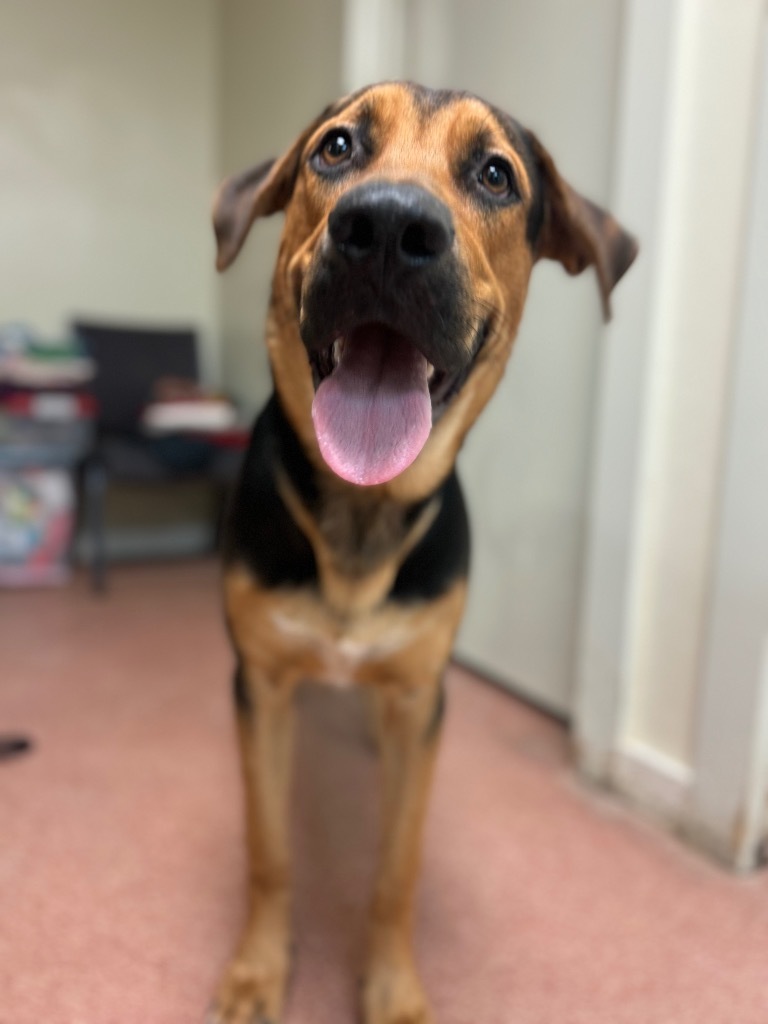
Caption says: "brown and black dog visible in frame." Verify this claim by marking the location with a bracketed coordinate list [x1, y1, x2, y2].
[210, 82, 637, 1024]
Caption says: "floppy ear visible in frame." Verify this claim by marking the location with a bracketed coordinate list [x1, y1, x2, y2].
[528, 132, 638, 321]
[213, 116, 325, 271]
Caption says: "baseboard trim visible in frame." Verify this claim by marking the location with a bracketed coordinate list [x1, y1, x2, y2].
[610, 738, 694, 819]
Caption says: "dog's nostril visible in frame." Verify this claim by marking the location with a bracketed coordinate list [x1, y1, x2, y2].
[332, 211, 376, 255]
[400, 219, 451, 263]
[401, 223, 432, 261]
[346, 213, 375, 253]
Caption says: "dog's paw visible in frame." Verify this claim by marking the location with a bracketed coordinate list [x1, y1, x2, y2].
[361, 958, 435, 1024]
[207, 953, 287, 1024]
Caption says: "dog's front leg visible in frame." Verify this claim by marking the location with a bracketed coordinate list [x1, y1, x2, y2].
[210, 665, 296, 1024]
[363, 677, 445, 1024]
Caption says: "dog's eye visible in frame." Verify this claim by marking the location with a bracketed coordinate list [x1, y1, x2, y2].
[319, 129, 353, 167]
[479, 159, 515, 198]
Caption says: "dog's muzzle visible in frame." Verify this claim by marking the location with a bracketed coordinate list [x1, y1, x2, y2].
[300, 181, 477, 487]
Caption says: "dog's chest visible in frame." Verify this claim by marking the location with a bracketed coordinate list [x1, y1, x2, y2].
[267, 601, 415, 687]
[225, 561, 465, 690]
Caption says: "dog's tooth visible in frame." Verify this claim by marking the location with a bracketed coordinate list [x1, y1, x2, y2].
[333, 339, 342, 365]
[427, 363, 436, 382]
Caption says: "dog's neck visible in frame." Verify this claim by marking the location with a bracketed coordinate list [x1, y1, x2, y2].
[271, 393, 442, 615]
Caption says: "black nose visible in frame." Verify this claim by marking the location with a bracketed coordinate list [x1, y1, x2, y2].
[328, 181, 454, 269]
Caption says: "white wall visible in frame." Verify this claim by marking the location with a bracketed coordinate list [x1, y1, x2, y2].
[218, 0, 345, 413]
[0, 0, 220, 380]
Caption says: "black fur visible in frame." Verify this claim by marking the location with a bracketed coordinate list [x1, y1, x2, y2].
[224, 396, 318, 589]
[390, 469, 470, 602]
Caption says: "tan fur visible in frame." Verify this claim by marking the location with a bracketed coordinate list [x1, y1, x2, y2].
[224, 564, 466, 689]
[209, 82, 637, 1024]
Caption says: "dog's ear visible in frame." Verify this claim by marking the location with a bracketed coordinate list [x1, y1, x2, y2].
[213, 118, 323, 271]
[527, 132, 638, 320]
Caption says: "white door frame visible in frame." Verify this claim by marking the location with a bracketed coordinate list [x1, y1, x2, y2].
[341, 0, 452, 92]
[572, 0, 687, 783]
[687, 17, 768, 870]
[575, 0, 768, 869]
[341, 0, 407, 91]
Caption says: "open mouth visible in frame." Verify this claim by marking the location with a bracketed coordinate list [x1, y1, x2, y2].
[309, 321, 485, 486]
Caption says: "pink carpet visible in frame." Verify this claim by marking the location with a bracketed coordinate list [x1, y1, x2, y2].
[2, 560, 767, 1023]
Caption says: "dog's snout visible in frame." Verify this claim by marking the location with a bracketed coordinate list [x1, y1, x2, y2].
[328, 181, 454, 269]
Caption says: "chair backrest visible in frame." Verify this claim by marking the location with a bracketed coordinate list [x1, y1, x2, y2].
[72, 321, 199, 431]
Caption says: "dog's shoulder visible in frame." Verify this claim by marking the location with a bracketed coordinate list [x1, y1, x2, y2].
[223, 395, 318, 588]
[391, 468, 469, 603]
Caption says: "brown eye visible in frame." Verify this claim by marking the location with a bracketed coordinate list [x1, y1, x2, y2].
[320, 129, 353, 166]
[479, 158, 514, 197]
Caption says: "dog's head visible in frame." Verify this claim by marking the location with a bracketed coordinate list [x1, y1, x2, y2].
[214, 82, 637, 497]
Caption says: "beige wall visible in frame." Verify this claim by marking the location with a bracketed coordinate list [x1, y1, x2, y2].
[217, 0, 345, 414]
[0, 0, 220, 381]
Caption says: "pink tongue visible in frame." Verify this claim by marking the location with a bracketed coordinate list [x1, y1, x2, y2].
[311, 326, 432, 486]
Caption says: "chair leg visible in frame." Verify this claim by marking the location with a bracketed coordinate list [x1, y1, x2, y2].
[84, 461, 108, 592]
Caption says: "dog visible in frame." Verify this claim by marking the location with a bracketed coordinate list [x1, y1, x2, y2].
[209, 82, 637, 1024]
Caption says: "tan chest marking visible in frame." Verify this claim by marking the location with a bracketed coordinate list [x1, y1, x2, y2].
[267, 606, 417, 687]
[224, 565, 467, 689]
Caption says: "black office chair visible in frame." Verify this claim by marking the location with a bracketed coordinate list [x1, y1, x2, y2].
[73, 320, 243, 591]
